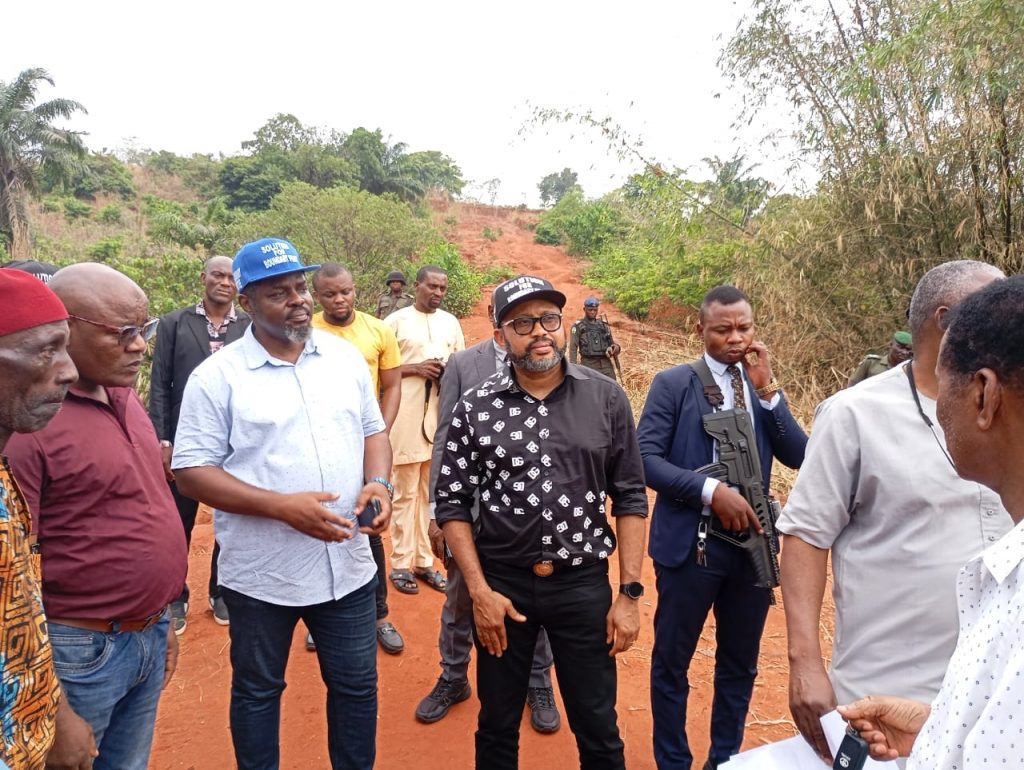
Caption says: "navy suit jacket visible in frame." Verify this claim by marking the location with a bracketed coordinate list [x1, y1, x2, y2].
[637, 361, 807, 568]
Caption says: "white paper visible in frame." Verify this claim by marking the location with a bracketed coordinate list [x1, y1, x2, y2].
[720, 710, 897, 769]
[719, 735, 825, 769]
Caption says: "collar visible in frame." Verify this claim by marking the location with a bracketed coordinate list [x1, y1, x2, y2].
[479, 359, 590, 397]
[196, 300, 238, 322]
[703, 352, 735, 377]
[981, 517, 1024, 584]
[490, 339, 506, 360]
[240, 324, 320, 370]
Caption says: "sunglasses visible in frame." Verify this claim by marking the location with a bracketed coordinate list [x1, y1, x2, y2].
[502, 312, 563, 336]
[69, 315, 160, 347]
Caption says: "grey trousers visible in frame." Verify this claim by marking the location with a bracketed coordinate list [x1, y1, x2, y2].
[440, 557, 553, 687]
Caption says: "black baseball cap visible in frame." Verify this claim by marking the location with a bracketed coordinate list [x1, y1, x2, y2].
[492, 275, 567, 325]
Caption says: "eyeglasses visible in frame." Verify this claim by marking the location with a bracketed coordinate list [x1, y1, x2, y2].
[502, 312, 562, 336]
[69, 315, 159, 347]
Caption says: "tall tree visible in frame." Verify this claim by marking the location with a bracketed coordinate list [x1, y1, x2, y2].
[0, 68, 86, 260]
[538, 167, 579, 206]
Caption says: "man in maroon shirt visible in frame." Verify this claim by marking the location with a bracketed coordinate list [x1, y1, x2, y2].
[7, 263, 188, 770]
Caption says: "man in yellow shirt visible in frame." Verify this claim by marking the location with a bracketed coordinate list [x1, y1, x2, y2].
[311, 263, 405, 653]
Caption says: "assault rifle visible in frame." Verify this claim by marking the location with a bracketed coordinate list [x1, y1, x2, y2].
[695, 409, 782, 600]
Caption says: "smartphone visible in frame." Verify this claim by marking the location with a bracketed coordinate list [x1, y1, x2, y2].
[357, 499, 381, 528]
[833, 728, 869, 770]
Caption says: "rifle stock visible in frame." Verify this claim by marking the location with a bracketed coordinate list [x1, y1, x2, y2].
[695, 409, 782, 595]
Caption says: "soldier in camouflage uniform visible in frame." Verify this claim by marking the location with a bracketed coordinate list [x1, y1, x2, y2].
[377, 270, 415, 319]
[569, 296, 620, 381]
[846, 330, 913, 387]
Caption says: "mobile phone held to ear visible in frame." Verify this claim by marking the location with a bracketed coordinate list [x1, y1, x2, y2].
[357, 499, 381, 529]
[833, 728, 869, 770]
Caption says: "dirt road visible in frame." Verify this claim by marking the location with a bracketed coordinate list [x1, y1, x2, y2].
[149, 203, 804, 769]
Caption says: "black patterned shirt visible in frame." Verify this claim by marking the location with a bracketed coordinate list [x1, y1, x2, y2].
[434, 362, 647, 569]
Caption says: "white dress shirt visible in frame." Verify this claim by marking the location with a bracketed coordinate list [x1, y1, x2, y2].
[699, 353, 780, 504]
[172, 327, 385, 606]
[908, 518, 1024, 768]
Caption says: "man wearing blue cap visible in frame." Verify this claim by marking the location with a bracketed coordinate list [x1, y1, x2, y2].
[569, 297, 620, 381]
[172, 237, 394, 770]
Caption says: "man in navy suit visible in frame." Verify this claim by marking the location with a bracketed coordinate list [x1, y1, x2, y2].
[149, 255, 250, 633]
[416, 292, 559, 731]
[637, 285, 807, 769]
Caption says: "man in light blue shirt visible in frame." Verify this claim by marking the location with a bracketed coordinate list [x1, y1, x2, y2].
[173, 237, 394, 770]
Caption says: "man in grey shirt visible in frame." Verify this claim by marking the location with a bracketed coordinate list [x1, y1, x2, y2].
[777, 259, 1009, 763]
[173, 238, 393, 770]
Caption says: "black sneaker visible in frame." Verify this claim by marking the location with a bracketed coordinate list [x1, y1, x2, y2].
[526, 686, 561, 733]
[209, 596, 230, 626]
[415, 677, 472, 723]
[170, 600, 188, 636]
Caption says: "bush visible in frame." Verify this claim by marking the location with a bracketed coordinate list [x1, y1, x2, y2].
[481, 226, 501, 241]
[533, 219, 562, 245]
[99, 204, 123, 224]
[63, 198, 92, 221]
[85, 236, 124, 261]
[41, 196, 64, 213]
[420, 242, 482, 318]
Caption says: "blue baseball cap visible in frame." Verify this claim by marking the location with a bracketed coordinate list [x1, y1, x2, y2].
[232, 238, 320, 292]
[584, 296, 600, 307]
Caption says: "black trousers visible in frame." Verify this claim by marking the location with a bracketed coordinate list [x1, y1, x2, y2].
[170, 479, 219, 604]
[475, 560, 624, 770]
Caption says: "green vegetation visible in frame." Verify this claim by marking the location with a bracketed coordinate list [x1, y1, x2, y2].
[537, 168, 579, 207]
[0, 68, 86, 260]
[481, 226, 501, 241]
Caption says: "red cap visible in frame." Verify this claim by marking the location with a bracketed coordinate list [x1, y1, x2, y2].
[0, 268, 69, 337]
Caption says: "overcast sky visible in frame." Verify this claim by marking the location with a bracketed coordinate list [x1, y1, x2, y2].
[4, 0, 807, 206]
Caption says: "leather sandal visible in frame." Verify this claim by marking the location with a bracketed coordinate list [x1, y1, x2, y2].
[389, 569, 419, 594]
[414, 568, 447, 593]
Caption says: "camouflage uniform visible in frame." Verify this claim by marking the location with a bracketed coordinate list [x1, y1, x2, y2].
[377, 291, 414, 319]
[569, 317, 618, 380]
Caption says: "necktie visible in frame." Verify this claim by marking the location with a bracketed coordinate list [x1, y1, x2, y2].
[726, 364, 746, 410]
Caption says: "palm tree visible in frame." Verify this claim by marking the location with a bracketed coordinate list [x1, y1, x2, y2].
[0, 68, 87, 260]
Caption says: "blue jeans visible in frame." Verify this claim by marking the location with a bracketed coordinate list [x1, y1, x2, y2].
[222, 579, 377, 770]
[47, 615, 170, 770]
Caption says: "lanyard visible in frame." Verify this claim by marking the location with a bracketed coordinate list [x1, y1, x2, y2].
[905, 361, 956, 470]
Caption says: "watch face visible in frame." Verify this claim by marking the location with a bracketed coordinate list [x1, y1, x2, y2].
[621, 582, 644, 599]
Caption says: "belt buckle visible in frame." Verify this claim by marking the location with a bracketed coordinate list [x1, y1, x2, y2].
[532, 561, 554, 577]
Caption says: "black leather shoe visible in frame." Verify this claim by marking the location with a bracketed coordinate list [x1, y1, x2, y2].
[415, 677, 472, 723]
[526, 686, 561, 733]
[376, 621, 404, 654]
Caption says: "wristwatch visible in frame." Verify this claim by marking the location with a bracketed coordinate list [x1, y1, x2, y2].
[619, 582, 644, 600]
[756, 378, 781, 399]
[368, 476, 394, 500]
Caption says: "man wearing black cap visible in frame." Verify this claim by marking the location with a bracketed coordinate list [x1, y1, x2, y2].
[569, 296, 620, 381]
[377, 270, 414, 318]
[435, 275, 648, 769]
